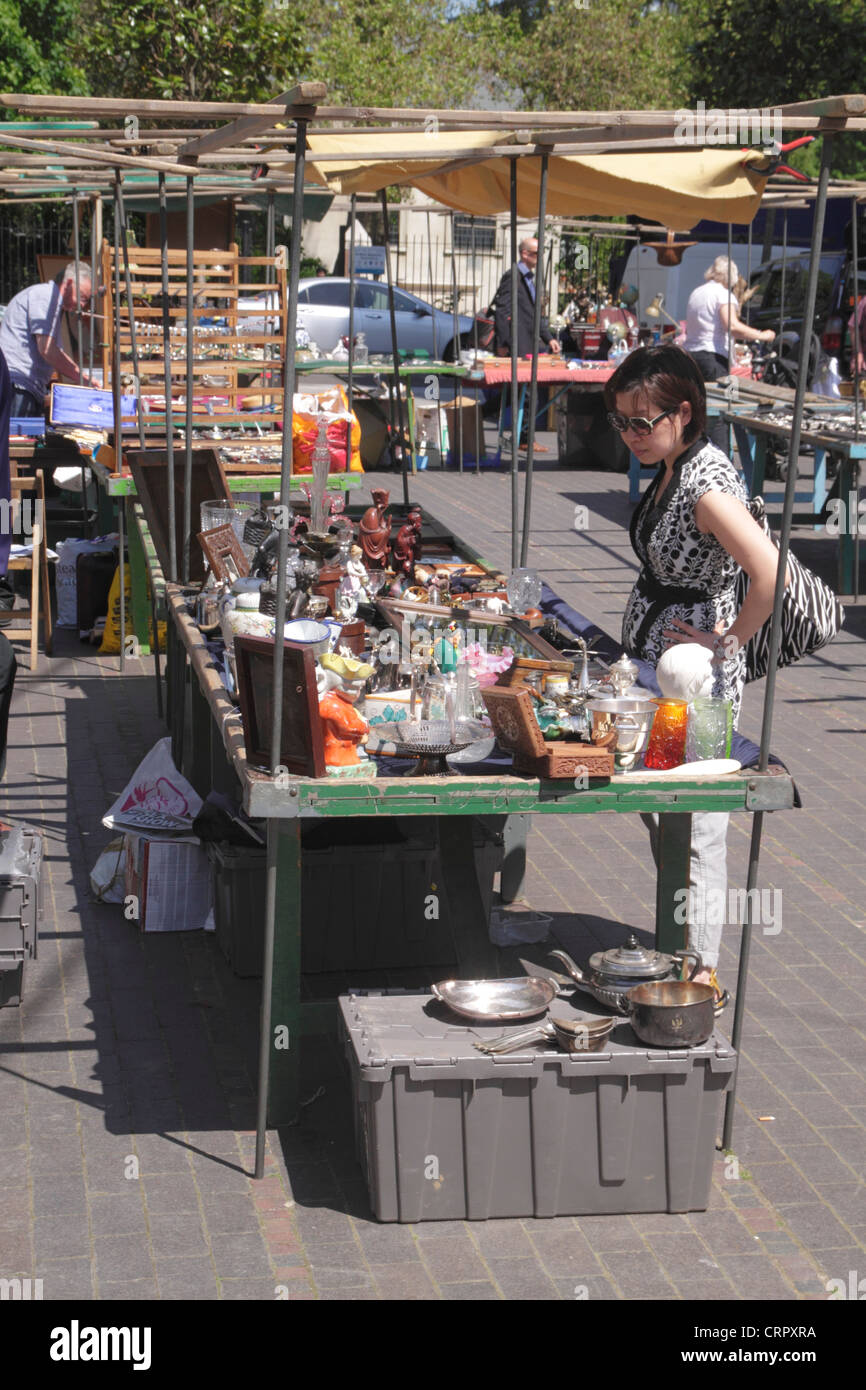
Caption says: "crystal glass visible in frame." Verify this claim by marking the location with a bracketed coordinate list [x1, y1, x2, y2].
[643, 698, 688, 770]
[200, 498, 234, 533]
[686, 697, 733, 762]
[506, 567, 542, 614]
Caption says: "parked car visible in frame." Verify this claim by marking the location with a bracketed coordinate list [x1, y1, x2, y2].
[743, 251, 845, 385]
[814, 256, 866, 375]
[295, 277, 476, 358]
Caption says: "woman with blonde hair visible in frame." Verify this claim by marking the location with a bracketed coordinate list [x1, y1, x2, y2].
[684, 255, 775, 446]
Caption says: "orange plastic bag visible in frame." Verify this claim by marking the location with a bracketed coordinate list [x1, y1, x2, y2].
[291, 386, 363, 474]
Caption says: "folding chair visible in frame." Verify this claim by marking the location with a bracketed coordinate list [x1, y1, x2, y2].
[6, 470, 53, 671]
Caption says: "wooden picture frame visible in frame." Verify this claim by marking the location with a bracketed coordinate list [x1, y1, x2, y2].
[127, 447, 232, 585]
[234, 634, 326, 778]
[197, 523, 250, 584]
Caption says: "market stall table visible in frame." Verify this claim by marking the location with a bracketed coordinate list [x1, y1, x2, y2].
[719, 409, 864, 594]
[480, 359, 614, 461]
[89, 451, 358, 654]
[161, 549, 795, 1127]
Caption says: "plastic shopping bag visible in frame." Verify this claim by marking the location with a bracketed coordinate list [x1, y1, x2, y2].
[102, 737, 203, 833]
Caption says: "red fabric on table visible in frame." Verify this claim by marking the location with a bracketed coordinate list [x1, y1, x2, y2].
[481, 362, 614, 386]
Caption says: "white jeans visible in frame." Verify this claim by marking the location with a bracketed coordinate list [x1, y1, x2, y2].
[640, 811, 729, 970]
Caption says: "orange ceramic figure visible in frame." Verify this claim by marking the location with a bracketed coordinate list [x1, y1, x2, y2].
[318, 689, 369, 767]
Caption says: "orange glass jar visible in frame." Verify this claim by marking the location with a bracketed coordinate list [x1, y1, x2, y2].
[643, 698, 688, 770]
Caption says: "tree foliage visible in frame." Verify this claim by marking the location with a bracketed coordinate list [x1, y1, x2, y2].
[680, 0, 866, 178]
[300, 0, 521, 109]
[0, 0, 88, 104]
[495, 0, 690, 111]
[79, 0, 306, 102]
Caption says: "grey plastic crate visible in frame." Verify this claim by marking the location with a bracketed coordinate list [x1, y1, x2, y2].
[0, 824, 43, 1007]
[340, 990, 736, 1222]
[208, 819, 503, 979]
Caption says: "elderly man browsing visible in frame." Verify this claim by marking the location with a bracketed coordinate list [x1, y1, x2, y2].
[0, 263, 94, 417]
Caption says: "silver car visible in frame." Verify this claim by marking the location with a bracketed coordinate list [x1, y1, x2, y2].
[295, 277, 475, 358]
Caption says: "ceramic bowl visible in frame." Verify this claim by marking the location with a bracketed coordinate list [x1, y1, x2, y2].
[282, 619, 332, 657]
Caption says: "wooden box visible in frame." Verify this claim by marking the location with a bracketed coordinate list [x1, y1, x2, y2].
[482, 685, 615, 780]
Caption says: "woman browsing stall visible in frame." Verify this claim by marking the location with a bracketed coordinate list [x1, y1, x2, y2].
[605, 344, 788, 1008]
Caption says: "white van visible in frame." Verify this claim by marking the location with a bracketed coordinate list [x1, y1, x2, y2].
[621, 241, 790, 329]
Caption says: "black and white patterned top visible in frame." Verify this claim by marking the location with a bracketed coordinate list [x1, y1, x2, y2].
[622, 436, 748, 724]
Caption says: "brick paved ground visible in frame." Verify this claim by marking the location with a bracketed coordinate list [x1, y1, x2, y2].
[0, 438, 863, 1301]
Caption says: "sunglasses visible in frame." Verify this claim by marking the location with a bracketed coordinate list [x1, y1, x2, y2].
[607, 407, 677, 437]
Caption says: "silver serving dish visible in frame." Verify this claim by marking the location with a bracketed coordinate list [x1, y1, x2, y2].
[584, 696, 657, 770]
[374, 719, 487, 776]
[431, 976, 557, 1021]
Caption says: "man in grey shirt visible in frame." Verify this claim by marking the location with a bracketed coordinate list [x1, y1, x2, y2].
[0, 263, 94, 417]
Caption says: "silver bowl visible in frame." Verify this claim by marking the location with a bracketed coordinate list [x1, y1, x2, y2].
[585, 696, 658, 770]
[431, 976, 557, 1021]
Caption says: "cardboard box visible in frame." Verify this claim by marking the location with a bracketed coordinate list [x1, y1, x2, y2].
[441, 395, 485, 463]
[124, 833, 213, 932]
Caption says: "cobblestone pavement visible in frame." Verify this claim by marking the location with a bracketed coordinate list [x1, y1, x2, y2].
[0, 444, 863, 1301]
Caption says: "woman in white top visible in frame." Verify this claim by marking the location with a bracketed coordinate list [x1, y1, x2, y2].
[684, 255, 775, 447]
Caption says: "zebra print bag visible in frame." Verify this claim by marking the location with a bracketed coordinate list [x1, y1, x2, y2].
[736, 496, 845, 682]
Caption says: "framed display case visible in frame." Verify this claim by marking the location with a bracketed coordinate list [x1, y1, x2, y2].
[234, 635, 326, 778]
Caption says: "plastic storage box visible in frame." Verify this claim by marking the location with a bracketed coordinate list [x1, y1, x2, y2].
[340, 990, 736, 1222]
[208, 818, 504, 978]
[0, 824, 43, 1007]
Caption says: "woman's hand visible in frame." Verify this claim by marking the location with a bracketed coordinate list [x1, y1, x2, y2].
[663, 617, 739, 665]
[662, 616, 723, 652]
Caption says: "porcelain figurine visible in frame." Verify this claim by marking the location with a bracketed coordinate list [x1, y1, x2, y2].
[359, 488, 392, 569]
[316, 653, 376, 775]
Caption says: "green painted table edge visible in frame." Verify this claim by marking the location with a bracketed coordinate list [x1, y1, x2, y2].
[91, 457, 357, 499]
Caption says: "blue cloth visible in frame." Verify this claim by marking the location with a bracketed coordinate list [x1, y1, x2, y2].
[0, 351, 12, 575]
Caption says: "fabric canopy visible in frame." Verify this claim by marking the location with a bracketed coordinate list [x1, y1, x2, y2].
[304, 130, 770, 228]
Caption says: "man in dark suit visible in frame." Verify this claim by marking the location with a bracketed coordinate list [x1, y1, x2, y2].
[493, 238, 561, 358]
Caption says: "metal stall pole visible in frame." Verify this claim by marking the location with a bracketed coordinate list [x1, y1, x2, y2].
[158, 173, 177, 586]
[509, 157, 520, 569]
[779, 211, 788, 350]
[71, 188, 89, 534]
[425, 209, 444, 468]
[89, 194, 100, 382]
[117, 174, 162, 709]
[71, 189, 84, 383]
[264, 189, 276, 400]
[450, 212, 463, 472]
[255, 119, 309, 1181]
[381, 188, 410, 506]
[471, 216, 481, 473]
[727, 222, 733, 459]
[852, 196, 861, 601]
[183, 177, 195, 584]
[112, 175, 127, 674]
[116, 177, 146, 454]
[425, 210, 439, 360]
[347, 194, 356, 414]
[520, 155, 549, 566]
[722, 133, 836, 1150]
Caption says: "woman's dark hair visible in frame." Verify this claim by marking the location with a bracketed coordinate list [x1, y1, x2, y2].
[604, 344, 707, 445]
